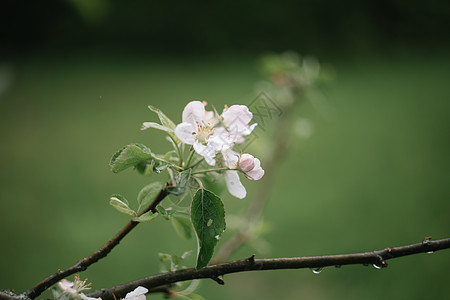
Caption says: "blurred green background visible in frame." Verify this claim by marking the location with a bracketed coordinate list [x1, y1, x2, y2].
[1, 1, 449, 299]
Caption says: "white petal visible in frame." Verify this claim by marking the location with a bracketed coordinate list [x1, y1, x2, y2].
[222, 149, 239, 169]
[174, 122, 196, 145]
[239, 122, 257, 136]
[210, 127, 233, 148]
[58, 280, 74, 291]
[221, 105, 253, 131]
[246, 166, 264, 180]
[80, 293, 101, 300]
[125, 286, 148, 300]
[58, 280, 76, 294]
[225, 170, 247, 199]
[193, 141, 216, 166]
[182, 101, 206, 125]
[245, 158, 264, 180]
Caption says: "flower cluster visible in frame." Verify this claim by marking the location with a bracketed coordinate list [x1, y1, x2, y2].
[174, 101, 264, 198]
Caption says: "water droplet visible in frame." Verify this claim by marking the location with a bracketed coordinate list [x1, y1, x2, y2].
[372, 264, 382, 270]
[215, 235, 220, 240]
[427, 251, 434, 254]
[310, 267, 323, 274]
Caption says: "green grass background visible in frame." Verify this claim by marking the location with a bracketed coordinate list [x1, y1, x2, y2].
[0, 54, 449, 299]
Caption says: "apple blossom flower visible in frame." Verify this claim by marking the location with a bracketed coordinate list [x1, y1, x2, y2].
[123, 286, 148, 300]
[213, 105, 257, 147]
[222, 149, 264, 199]
[57, 276, 101, 300]
[58, 279, 78, 295]
[175, 101, 258, 166]
[58, 276, 91, 295]
[174, 101, 222, 166]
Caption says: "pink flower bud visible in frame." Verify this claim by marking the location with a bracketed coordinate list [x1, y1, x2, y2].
[239, 154, 255, 172]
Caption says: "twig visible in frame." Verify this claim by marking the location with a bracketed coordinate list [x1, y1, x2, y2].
[87, 237, 450, 300]
[24, 186, 170, 299]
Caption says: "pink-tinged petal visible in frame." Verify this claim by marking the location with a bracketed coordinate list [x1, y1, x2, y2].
[182, 101, 206, 125]
[225, 170, 247, 199]
[193, 141, 216, 166]
[175, 122, 196, 145]
[239, 154, 255, 172]
[246, 166, 264, 180]
[221, 105, 253, 130]
[245, 158, 264, 180]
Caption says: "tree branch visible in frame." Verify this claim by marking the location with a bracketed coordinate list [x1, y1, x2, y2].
[24, 186, 170, 299]
[87, 237, 450, 300]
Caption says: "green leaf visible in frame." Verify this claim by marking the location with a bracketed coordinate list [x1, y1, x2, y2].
[137, 181, 165, 207]
[190, 189, 226, 269]
[147, 106, 181, 143]
[159, 251, 192, 271]
[141, 122, 175, 134]
[110, 144, 153, 173]
[132, 211, 159, 222]
[110, 194, 135, 216]
[148, 105, 177, 130]
[169, 169, 191, 195]
[152, 161, 168, 174]
[185, 294, 206, 300]
[157, 205, 175, 220]
[171, 215, 193, 240]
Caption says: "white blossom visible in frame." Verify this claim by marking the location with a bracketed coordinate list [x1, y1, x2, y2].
[174, 101, 222, 165]
[123, 286, 148, 300]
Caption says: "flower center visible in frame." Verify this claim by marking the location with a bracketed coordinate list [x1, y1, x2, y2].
[195, 123, 213, 144]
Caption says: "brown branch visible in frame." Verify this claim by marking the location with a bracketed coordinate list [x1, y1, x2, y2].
[24, 186, 170, 299]
[87, 237, 450, 300]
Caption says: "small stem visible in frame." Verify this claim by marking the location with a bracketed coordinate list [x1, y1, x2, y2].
[191, 167, 230, 175]
[169, 136, 183, 167]
[184, 147, 196, 169]
[153, 156, 184, 170]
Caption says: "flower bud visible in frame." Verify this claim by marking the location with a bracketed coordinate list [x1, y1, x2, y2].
[239, 154, 255, 172]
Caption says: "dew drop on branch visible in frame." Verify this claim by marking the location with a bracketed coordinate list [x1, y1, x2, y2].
[372, 264, 382, 270]
[310, 267, 323, 274]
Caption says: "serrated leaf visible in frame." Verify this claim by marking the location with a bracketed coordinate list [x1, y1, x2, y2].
[110, 194, 135, 216]
[169, 169, 191, 195]
[132, 211, 158, 222]
[171, 215, 193, 240]
[191, 189, 226, 269]
[110, 144, 153, 173]
[138, 181, 165, 207]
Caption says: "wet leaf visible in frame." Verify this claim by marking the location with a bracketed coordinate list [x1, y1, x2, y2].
[190, 189, 226, 269]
